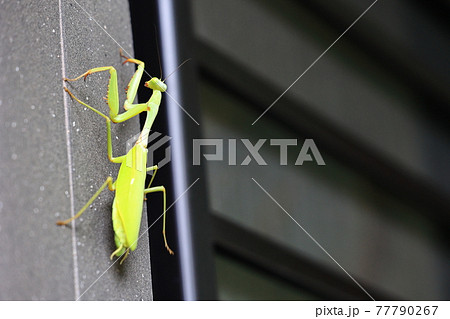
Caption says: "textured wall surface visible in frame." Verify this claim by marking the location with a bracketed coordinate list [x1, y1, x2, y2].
[0, 0, 152, 300]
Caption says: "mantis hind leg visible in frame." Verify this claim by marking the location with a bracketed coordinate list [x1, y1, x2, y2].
[145, 166, 173, 255]
[145, 186, 173, 255]
[56, 176, 115, 226]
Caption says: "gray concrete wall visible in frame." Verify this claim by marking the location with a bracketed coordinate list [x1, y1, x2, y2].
[0, 0, 152, 300]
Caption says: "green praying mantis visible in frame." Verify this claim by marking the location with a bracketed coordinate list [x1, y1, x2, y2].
[57, 49, 173, 264]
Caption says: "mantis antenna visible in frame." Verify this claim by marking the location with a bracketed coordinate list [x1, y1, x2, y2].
[153, 24, 163, 79]
[163, 58, 192, 83]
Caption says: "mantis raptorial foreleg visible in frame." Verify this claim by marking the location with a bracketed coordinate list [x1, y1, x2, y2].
[64, 50, 147, 120]
[64, 87, 125, 164]
[63, 51, 147, 162]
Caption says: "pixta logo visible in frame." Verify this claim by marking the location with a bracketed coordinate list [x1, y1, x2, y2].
[125, 131, 172, 172]
[193, 138, 325, 166]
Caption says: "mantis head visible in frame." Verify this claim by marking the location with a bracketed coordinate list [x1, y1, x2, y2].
[145, 77, 167, 92]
